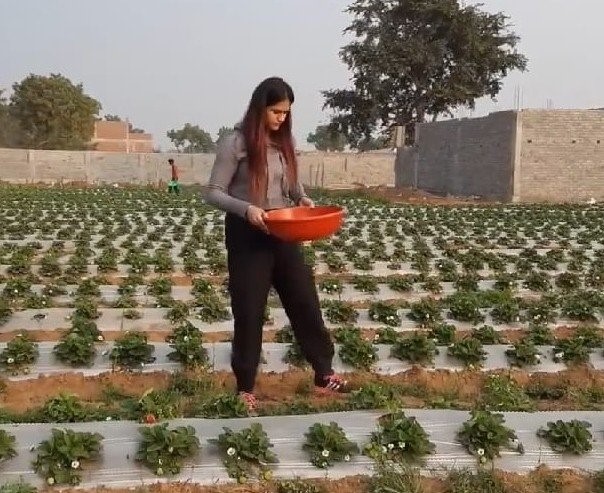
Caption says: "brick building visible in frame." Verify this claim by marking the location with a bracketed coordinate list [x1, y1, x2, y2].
[396, 109, 604, 202]
[91, 121, 154, 153]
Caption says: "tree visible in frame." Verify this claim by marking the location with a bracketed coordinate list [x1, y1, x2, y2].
[322, 0, 528, 148]
[9, 73, 102, 149]
[167, 123, 215, 153]
[216, 126, 235, 145]
[104, 114, 121, 121]
[307, 125, 347, 151]
[0, 89, 22, 148]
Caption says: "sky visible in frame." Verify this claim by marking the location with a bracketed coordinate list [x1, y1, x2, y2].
[1, 0, 603, 150]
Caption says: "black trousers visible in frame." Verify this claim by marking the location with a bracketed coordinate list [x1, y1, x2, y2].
[225, 213, 335, 392]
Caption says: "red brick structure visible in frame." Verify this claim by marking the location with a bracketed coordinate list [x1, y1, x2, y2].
[91, 121, 154, 153]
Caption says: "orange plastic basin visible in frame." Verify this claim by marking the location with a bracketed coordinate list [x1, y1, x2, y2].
[264, 205, 345, 242]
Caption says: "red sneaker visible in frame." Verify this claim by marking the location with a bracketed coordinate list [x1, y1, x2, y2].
[314, 374, 348, 396]
[238, 391, 258, 413]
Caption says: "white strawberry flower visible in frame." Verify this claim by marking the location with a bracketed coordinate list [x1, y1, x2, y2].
[387, 443, 394, 450]
[71, 460, 80, 469]
[7, 358, 14, 364]
[321, 449, 330, 457]
[227, 447, 236, 456]
[476, 448, 485, 456]
[344, 454, 351, 462]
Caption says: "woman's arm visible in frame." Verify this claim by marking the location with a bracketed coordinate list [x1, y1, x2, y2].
[201, 133, 252, 218]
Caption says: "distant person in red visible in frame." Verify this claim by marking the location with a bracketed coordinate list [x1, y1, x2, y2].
[168, 158, 180, 193]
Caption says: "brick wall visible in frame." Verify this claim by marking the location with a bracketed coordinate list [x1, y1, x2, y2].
[396, 111, 517, 200]
[0, 149, 395, 188]
[518, 110, 604, 202]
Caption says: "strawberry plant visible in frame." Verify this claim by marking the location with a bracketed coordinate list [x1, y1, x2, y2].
[391, 332, 438, 365]
[323, 252, 346, 273]
[364, 411, 435, 463]
[457, 410, 521, 463]
[447, 292, 485, 324]
[471, 325, 503, 344]
[386, 274, 415, 292]
[523, 271, 551, 292]
[73, 296, 101, 320]
[191, 278, 214, 296]
[76, 278, 100, 297]
[38, 394, 88, 422]
[374, 326, 399, 345]
[166, 301, 190, 323]
[552, 336, 592, 364]
[347, 383, 398, 410]
[274, 325, 295, 343]
[333, 326, 377, 370]
[537, 420, 593, 454]
[505, 337, 541, 367]
[70, 316, 103, 341]
[303, 422, 358, 469]
[448, 338, 487, 368]
[53, 332, 96, 367]
[212, 423, 278, 483]
[318, 278, 343, 295]
[130, 389, 180, 422]
[0, 297, 12, 326]
[407, 298, 442, 327]
[323, 300, 358, 325]
[0, 482, 36, 493]
[480, 374, 534, 412]
[555, 272, 581, 291]
[421, 276, 443, 294]
[0, 333, 39, 375]
[527, 323, 555, 345]
[42, 283, 68, 297]
[194, 293, 231, 323]
[427, 322, 457, 345]
[33, 428, 103, 486]
[283, 340, 308, 368]
[0, 429, 17, 463]
[123, 308, 142, 320]
[114, 294, 138, 309]
[3, 278, 32, 299]
[560, 292, 598, 322]
[490, 297, 522, 324]
[369, 302, 401, 327]
[195, 393, 249, 419]
[110, 331, 155, 369]
[352, 275, 379, 294]
[166, 322, 209, 368]
[136, 423, 200, 476]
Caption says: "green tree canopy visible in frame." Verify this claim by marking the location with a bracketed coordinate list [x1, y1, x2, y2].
[167, 123, 215, 153]
[322, 0, 528, 147]
[0, 89, 21, 148]
[9, 73, 102, 149]
[307, 125, 347, 151]
[216, 126, 235, 145]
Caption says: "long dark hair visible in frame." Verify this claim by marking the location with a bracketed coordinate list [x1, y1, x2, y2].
[241, 77, 298, 204]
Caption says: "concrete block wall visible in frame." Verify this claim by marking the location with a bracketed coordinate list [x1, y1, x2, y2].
[0, 149, 395, 188]
[396, 111, 517, 200]
[517, 110, 604, 202]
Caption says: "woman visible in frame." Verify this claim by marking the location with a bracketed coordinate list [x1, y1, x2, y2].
[202, 77, 346, 412]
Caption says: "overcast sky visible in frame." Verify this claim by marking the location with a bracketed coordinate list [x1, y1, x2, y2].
[1, 0, 602, 150]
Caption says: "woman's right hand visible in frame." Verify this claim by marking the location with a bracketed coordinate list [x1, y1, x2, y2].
[246, 205, 269, 233]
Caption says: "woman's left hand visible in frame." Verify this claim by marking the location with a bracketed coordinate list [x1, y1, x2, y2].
[299, 197, 314, 207]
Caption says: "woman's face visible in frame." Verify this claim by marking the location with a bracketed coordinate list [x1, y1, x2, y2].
[265, 99, 291, 132]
